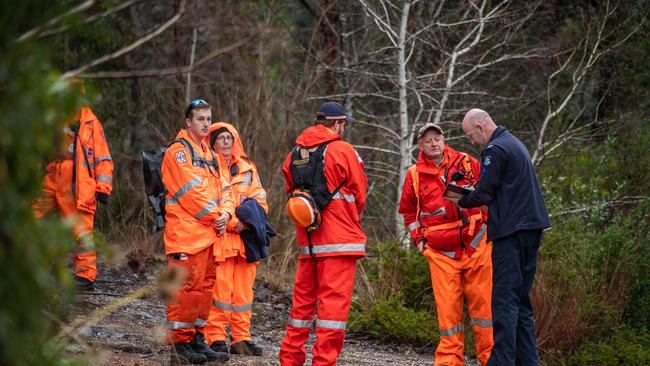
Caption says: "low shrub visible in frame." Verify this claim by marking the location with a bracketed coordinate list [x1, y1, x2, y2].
[348, 297, 439, 346]
[561, 326, 650, 366]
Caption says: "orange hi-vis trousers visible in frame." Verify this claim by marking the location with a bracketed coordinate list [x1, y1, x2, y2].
[424, 236, 494, 366]
[205, 255, 258, 344]
[33, 160, 97, 282]
[166, 245, 217, 344]
[279, 256, 357, 366]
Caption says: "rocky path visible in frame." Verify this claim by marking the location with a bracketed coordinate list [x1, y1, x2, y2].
[65, 262, 476, 365]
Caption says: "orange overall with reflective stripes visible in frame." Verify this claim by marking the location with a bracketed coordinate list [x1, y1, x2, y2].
[399, 146, 493, 366]
[33, 107, 113, 282]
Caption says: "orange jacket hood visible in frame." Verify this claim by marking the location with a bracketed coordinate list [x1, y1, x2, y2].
[295, 124, 341, 148]
[209, 122, 246, 159]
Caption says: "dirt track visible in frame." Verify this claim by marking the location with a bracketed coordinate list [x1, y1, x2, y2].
[65, 262, 478, 365]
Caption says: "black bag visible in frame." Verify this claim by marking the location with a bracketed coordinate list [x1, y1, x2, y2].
[141, 147, 167, 232]
[141, 138, 219, 233]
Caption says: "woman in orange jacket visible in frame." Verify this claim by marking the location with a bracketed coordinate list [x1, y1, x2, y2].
[204, 122, 268, 356]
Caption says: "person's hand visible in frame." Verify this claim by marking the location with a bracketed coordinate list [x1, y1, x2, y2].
[213, 211, 231, 233]
[416, 240, 425, 253]
[234, 221, 248, 233]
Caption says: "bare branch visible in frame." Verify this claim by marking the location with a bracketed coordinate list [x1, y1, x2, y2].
[61, 0, 187, 80]
[17, 0, 95, 42]
[353, 145, 401, 156]
[38, 0, 144, 39]
[73, 33, 254, 79]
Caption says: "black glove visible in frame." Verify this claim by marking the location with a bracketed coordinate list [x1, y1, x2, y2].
[96, 192, 109, 205]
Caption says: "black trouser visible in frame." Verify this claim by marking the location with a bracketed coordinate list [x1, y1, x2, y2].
[488, 229, 542, 366]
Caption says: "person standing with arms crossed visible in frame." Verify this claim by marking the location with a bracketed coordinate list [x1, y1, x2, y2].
[279, 102, 367, 366]
[453, 109, 551, 366]
[162, 99, 232, 364]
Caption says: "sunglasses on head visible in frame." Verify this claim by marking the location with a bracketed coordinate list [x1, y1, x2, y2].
[185, 99, 210, 117]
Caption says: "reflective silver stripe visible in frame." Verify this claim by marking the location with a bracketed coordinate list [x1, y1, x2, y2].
[439, 250, 456, 258]
[250, 193, 267, 201]
[76, 233, 95, 252]
[196, 199, 219, 219]
[332, 192, 355, 203]
[287, 317, 312, 328]
[316, 319, 347, 330]
[195, 318, 207, 327]
[212, 300, 252, 312]
[165, 198, 177, 205]
[168, 177, 202, 204]
[471, 318, 492, 327]
[420, 207, 445, 218]
[242, 171, 252, 186]
[167, 321, 195, 329]
[439, 323, 464, 336]
[298, 243, 366, 255]
[94, 155, 112, 167]
[407, 221, 421, 231]
[96, 175, 112, 184]
[470, 224, 486, 248]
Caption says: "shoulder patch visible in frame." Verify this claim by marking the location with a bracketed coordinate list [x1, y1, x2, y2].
[175, 150, 188, 164]
[483, 155, 492, 167]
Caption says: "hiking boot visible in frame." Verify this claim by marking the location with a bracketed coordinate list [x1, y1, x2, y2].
[171, 342, 207, 364]
[192, 332, 229, 362]
[74, 275, 94, 291]
[209, 340, 229, 354]
[230, 340, 263, 356]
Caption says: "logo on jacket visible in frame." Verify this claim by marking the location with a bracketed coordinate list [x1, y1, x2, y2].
[483, 155, 492, 167]
[175, 151, 188, 164]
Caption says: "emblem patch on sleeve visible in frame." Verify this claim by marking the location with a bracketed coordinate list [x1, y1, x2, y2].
[483, 155, 492, 167]
[175, 151, 188, 164]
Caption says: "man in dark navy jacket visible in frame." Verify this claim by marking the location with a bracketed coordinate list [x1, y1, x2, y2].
[455, 109, 551, 366]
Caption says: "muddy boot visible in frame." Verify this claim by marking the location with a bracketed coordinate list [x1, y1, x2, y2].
[74, 275, 94, 291]
[230, 340, 263, 356]
[192, 332, 229, 362]
[171, 342, 207, 364]
[209, 340, 229, 354]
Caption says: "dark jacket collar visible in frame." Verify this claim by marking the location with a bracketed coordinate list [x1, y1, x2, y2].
[488, 126, 507, 144]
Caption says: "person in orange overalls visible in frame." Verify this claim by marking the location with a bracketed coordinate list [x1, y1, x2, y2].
[398, 123, 493, 366]
[279, 102, 367, 366]
[204, 122, 268, 356]
[33, 104, 113, 290]
[162, 99, 232, 365]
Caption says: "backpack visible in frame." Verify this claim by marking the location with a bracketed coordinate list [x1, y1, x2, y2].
[286, 141, 345, 256]
[141, 138, 219, 232]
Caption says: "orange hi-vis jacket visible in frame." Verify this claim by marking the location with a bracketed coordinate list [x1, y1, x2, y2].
[282, 124, 368, 259]
[399, 145, 486, 260]
[209, 122, 269, 262]
[65, 107, 113, 213]
[162, 129, 235, 255]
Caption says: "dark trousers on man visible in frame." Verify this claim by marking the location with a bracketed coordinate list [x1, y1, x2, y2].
[487, 229, 542, 366]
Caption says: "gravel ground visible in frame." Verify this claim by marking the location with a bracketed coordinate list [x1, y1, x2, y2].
[63, 261, 480, 365]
